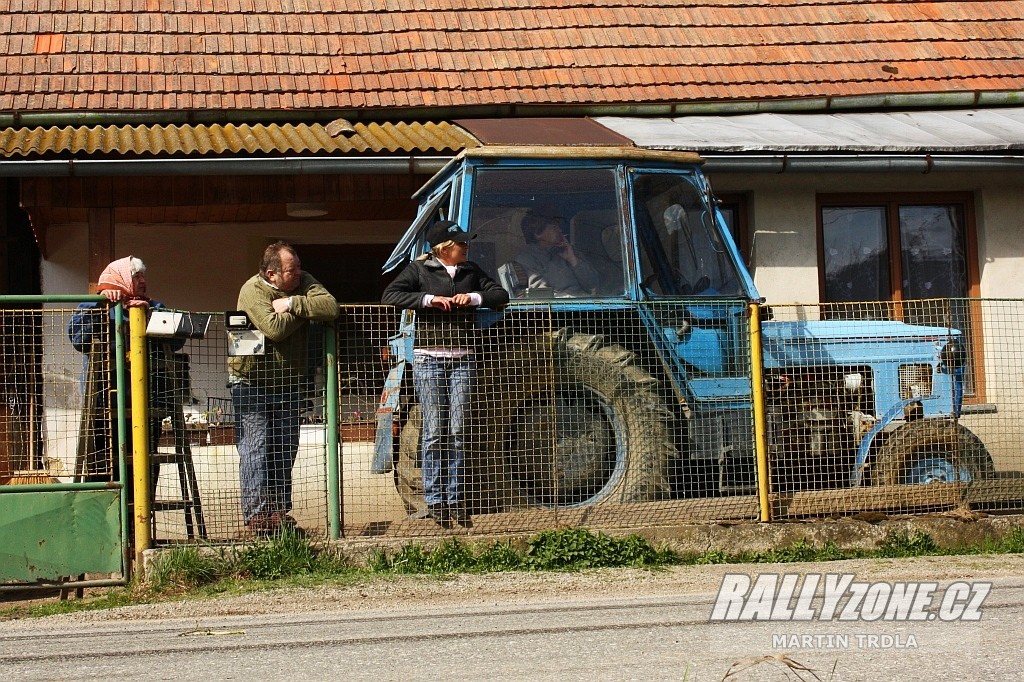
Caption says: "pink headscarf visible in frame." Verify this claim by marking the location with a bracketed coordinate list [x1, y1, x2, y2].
[97, 256, 148, 301]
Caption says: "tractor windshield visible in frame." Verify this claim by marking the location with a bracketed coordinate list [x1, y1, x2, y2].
[467, 166, 626, 299]
[632, 171, 745, 297]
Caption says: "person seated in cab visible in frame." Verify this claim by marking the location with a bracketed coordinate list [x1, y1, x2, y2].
[514, 208, 600, 298]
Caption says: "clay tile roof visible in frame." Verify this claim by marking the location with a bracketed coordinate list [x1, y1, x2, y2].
[1, 0, 1023, 114]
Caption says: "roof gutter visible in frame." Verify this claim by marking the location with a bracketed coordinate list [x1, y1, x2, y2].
[0, 156, 454, 178]
[2, 91, 1023, 129]
[701, 154, 1024, 173]
[3, 153, 1022, 178]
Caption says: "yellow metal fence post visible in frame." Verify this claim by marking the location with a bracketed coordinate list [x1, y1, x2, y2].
[129, 307, 152, 566]
[749, 302, 772, 522]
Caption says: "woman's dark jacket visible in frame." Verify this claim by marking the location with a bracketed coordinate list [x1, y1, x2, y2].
[67, 302, 185, 410]
[382, 256, 509, 349]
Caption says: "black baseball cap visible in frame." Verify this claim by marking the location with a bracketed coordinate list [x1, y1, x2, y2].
[425, 220, 478, 248]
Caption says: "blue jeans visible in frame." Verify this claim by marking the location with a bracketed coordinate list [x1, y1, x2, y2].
[412, 355, 475, 508]
[231, 383, 301, 523]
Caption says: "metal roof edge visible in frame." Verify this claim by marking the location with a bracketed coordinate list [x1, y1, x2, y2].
[0, 156, 455, 178]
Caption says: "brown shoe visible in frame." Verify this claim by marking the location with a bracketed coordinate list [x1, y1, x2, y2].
[246, 513, 279, 539]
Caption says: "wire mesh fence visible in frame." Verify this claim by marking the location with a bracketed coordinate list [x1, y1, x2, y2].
[338, 301, 760, 538]
[6, 296, 1024, 549]
[149, 314, 330, 542]
[0, 301, 119, 487]
[764, 298, 1024, 518]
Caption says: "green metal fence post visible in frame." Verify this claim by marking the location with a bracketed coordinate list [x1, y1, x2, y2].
[113, 303, 130, 575]
[326, 323, 341, 540]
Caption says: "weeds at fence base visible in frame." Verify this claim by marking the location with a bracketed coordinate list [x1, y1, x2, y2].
[142, 525, 1024, 590]
[4, 526, 1024, 619]
[368, 528, 679, 574]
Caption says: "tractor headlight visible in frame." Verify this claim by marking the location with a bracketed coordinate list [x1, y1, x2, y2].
[940, 340, 967, 372]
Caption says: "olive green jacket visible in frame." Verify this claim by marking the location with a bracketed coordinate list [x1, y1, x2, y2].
[228, 271, 339, 389]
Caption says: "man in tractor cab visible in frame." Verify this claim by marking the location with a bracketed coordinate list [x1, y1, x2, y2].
[514, 207, 600, 297]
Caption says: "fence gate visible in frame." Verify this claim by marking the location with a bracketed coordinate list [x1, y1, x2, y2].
[1, 296, 128, 589]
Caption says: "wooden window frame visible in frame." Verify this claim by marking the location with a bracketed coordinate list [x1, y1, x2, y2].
[816, 192, 985, 402]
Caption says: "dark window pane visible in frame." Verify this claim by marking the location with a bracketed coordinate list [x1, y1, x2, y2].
[819, 197, 978, 396]
[899, 205, 967, 300]
[822, 206, 891, 302]
[898, 205, 974, 393]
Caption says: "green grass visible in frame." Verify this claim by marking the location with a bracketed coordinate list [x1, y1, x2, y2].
[4, 525, 1024, 619]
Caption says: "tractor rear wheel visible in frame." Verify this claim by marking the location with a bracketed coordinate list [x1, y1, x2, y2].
[394, 329, 677, 512]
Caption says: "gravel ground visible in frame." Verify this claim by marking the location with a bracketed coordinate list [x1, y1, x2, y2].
[6, 553, 1024, 627]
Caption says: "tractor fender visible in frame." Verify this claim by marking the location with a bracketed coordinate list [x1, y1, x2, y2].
[849, 397, 920, 487]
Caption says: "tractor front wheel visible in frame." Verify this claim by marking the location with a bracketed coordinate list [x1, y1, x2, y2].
[874, 420, 994, 486]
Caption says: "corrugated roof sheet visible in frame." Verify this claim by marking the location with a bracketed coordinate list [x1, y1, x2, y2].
[1, 1, 1022, 113]
[0, 120, 479, 158]
[597, 108, 1024, 152]
[455, 118, 633, 146]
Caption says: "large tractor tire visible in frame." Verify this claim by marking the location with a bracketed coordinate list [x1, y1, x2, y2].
[873, 419, 994, 486]
[394, 329, 677, 513]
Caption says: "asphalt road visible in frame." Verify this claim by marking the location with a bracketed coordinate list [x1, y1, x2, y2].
[2, 563, 1022, 681]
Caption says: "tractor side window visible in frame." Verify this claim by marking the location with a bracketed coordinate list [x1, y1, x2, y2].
[633, 172, 744, 297]
[382, 181, 458, 274]
[467, 167, 625, 299]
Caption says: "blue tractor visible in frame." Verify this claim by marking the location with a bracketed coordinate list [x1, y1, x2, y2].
[375, 145, 992, 515]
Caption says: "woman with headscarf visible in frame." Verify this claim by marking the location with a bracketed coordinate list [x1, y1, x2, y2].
[67, 256, 183, 481]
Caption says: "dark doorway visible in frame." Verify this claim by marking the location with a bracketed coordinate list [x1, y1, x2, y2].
[1, 179, 41, 295]
[294, 244, 396, 304]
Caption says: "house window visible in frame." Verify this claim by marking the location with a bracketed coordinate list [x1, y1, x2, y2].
[818, 192, 982, 397]
[717, 193, 750, 266]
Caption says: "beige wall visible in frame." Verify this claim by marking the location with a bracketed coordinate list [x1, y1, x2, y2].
[41, 218, 410, 312]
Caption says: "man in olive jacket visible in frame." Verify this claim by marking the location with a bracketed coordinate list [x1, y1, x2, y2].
[230, 241, 339, 535]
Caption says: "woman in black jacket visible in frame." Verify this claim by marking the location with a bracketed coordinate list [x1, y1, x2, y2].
[382, 220, 509, 526]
